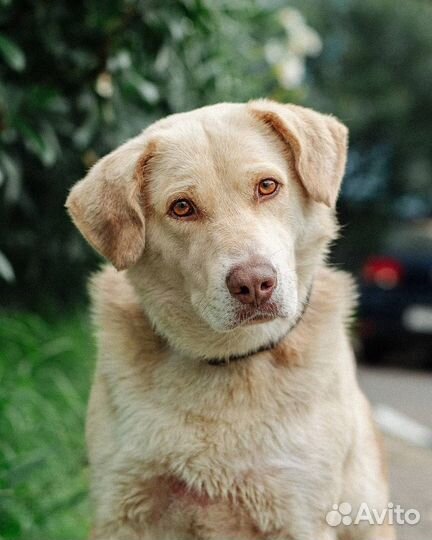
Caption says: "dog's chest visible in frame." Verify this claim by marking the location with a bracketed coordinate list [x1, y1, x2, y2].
[121, 465, 307, 540]
[115, 395, 327, 538]
[121, 473, 267, 539]
[106, 359, 345, 537]
[116, 383, 304, 471]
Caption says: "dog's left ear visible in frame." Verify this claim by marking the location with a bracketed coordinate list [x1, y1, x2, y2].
[249, 100, 348, 208]
[66, 136, 154, 270]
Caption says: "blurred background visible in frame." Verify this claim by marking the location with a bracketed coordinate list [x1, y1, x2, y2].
[1, 1, 431, 539]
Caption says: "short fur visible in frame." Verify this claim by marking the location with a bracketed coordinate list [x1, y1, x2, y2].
[66, 100, 394, 539]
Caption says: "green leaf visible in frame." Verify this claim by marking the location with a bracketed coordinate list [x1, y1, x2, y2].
[2, 456, 46, 486]
[124, 73, 159, 104]
[0, 34, 26, 72]
[0, 151, 22, 203]
[0, 250, 15, 283]
[73, 108, 99, 148]
[27, 86, 69, 114]
[16, 120, 58, 166]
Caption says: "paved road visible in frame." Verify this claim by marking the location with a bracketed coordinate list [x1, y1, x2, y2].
[358, 366, 432, 540]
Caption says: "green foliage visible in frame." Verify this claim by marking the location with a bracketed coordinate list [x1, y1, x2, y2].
[0, 34, 25, 72]
[294, 0, 432, 206]
[0, 0, 299, 307]
[1, 0, 431, 299]
[0, 311, 93, 540]
[289, 0, 432, 265]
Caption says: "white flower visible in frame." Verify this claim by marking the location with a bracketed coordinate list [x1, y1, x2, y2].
[95, 72, 113, 98]
[278, 7, 305, 31]
[278, 7, 322, 57]
[290, 25, 322, 57]
[264, 8, 322, 89]
[276, 54, 305, 89]
[264, 40, 285, 65]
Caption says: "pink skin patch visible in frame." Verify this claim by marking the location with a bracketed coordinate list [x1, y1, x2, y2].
[165, 476, 211, 507]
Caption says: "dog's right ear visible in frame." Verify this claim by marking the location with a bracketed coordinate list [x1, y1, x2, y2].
[66, 137, 154, 271]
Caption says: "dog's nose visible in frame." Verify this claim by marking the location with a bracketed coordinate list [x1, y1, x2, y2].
[226, 259, 277, 306]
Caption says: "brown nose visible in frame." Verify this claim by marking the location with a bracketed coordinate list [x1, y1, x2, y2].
[226, 259, 277, 306]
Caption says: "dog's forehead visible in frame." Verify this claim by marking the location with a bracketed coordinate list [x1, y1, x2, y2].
[151, 104, 261, 154]
[146, 104, 287, 188]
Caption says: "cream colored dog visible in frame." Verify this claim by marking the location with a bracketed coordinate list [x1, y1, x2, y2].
[66, 100, 395, 540]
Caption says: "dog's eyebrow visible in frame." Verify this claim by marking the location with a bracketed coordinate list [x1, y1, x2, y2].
[163, 184, 200, 206]
[243, 165, 287, 183]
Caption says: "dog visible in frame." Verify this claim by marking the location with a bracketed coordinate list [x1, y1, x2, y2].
[66, 100, 395, 540]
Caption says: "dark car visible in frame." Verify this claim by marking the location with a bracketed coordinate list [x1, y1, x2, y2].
[358, 220, 432, 363]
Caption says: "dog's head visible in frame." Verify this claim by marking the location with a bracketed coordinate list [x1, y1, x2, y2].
[67, 100, 347, 359]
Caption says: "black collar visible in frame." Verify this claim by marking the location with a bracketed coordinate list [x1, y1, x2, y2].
[207, 284, 313, 366]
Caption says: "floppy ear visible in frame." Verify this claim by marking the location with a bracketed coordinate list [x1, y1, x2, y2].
[249, 99, 348, 208]
[66, 136, 152, 270]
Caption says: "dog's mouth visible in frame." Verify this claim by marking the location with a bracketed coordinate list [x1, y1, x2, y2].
[235, 303, 281, 327]
[246, 314, 276, 325]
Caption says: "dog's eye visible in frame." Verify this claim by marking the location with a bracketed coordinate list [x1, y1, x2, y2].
[257, 178, 279, 198]
[170, 199, 196, 219]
